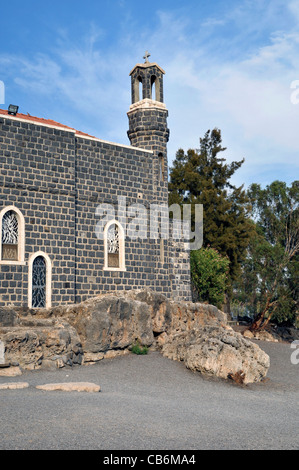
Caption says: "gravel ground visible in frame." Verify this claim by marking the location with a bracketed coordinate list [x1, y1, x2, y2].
[0, 340, 298, 450]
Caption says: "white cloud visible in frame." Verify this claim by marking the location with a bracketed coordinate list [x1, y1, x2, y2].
[151, 5, 299, 185]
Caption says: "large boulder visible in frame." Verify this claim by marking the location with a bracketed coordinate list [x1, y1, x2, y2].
[161, 326, 270, 384]
[47, 294, 155, 353]
[116, 289, 227, 334]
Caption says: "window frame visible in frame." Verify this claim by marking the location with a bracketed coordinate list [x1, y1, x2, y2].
[103, 220, 126, 272]
[0, 206, 25, 265]
[28, 251, 52, 309]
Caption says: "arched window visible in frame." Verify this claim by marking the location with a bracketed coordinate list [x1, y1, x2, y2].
[139, 76, 143, 101]
[151, 75, 161, 102]
[104, 220, 126, 271]
[133, 76, 143, 103]
[28, 251, 52, 309]
[0, 206, 25, 264]
[151, 76, 156, 100]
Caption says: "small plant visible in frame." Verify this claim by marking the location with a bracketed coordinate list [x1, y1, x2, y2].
[131, 340, 148, 355]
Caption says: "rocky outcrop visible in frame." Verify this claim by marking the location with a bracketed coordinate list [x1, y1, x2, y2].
[126, 290, 269, 384]
[46, 293, 155, 353]
[0, 289, 270, 383]
[0, 318, 83, 370]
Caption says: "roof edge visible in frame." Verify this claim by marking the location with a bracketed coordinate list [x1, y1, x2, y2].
[75, 133, 154, 154]
[0, 110, 76, 133]
[129, 62, 165, 76]
[0, 110, 153, 154]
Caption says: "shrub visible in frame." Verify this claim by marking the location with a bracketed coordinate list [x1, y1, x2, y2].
[131, 341, 148, 355]
[190, 247, 230, 308]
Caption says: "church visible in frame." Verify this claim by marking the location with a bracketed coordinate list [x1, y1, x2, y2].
[0, 55, 191, 308]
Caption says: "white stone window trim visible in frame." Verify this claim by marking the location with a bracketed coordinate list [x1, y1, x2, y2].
[103, 219, 126, 272]
[28, 251, 52, 309]
[0, 205, 26, 265]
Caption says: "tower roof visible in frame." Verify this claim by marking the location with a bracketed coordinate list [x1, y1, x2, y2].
[129, 62, 165, 76]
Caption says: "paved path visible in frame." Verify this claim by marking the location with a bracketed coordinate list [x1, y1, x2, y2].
[0, 340, 298, 450]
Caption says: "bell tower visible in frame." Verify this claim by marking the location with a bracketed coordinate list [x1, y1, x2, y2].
[127, 52, 170, 163]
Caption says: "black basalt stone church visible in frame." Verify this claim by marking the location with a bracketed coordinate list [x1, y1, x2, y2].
[0, 55, 191, 308]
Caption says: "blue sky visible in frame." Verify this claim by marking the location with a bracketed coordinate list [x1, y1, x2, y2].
[0, 0, 299, 187]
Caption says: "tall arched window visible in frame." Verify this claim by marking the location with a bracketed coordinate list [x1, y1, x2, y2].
[104, 220, 126, 271]
[0, 206, 25, 264]
[139, 76, 143, 101]
[133, 76, 143, 103]
[28, 251, 52, 309]
[151, 75, 161, 102]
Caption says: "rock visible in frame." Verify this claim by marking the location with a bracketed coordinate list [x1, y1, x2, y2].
[36, 382, 101, 392]
[45, 293, 155, 354]
[83, 352, 104, 364]
[0, 306, 17, 327]
[161, 326, 270, 384]
[0, 340, 5, 364]
[0, 382, 29, 390]
[0, 289, 270, 383]
[243, 329, 254, 339]
[168, 301, 228, 332]
[56, 357, 65, 369]
[0, 366, 22, 377]
[156, 332, 168, 347]
[104, 349, 130, 359]
[276, 327, 299, 342]
[123, 289, 172, 334]
[243, 329, 279, 343]
[0, 319, 83, 370]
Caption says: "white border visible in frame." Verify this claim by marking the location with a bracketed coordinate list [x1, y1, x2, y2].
[0, 205, 25, 265]
[28, 251, 52, 309]
[103, 220, 126, 272]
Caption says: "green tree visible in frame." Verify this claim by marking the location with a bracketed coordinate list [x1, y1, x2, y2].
[169, 128, 254, 305]
[190, 247, 229, 308]
[236, 181, 299, 330]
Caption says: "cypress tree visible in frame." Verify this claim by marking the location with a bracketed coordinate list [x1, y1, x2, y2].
[169, 128, 254, 307]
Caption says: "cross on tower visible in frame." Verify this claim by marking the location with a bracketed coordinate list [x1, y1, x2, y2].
[143, 51, 151, 63]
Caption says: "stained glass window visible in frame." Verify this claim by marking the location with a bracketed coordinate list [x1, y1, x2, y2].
[32, 256, 46, 308]
[1, 211, 18, 261]
[107, 224, 120, 268]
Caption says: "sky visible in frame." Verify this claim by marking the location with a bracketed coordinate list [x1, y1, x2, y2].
[0, 0, 298, 188]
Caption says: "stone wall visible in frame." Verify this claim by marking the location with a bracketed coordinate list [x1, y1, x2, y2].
[74, 135, 173, 302]
[0, 115, 192, 307]
[0, 117, 76, 306]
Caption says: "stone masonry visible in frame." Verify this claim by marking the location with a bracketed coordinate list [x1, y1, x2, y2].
[0, 57, 192, 309]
